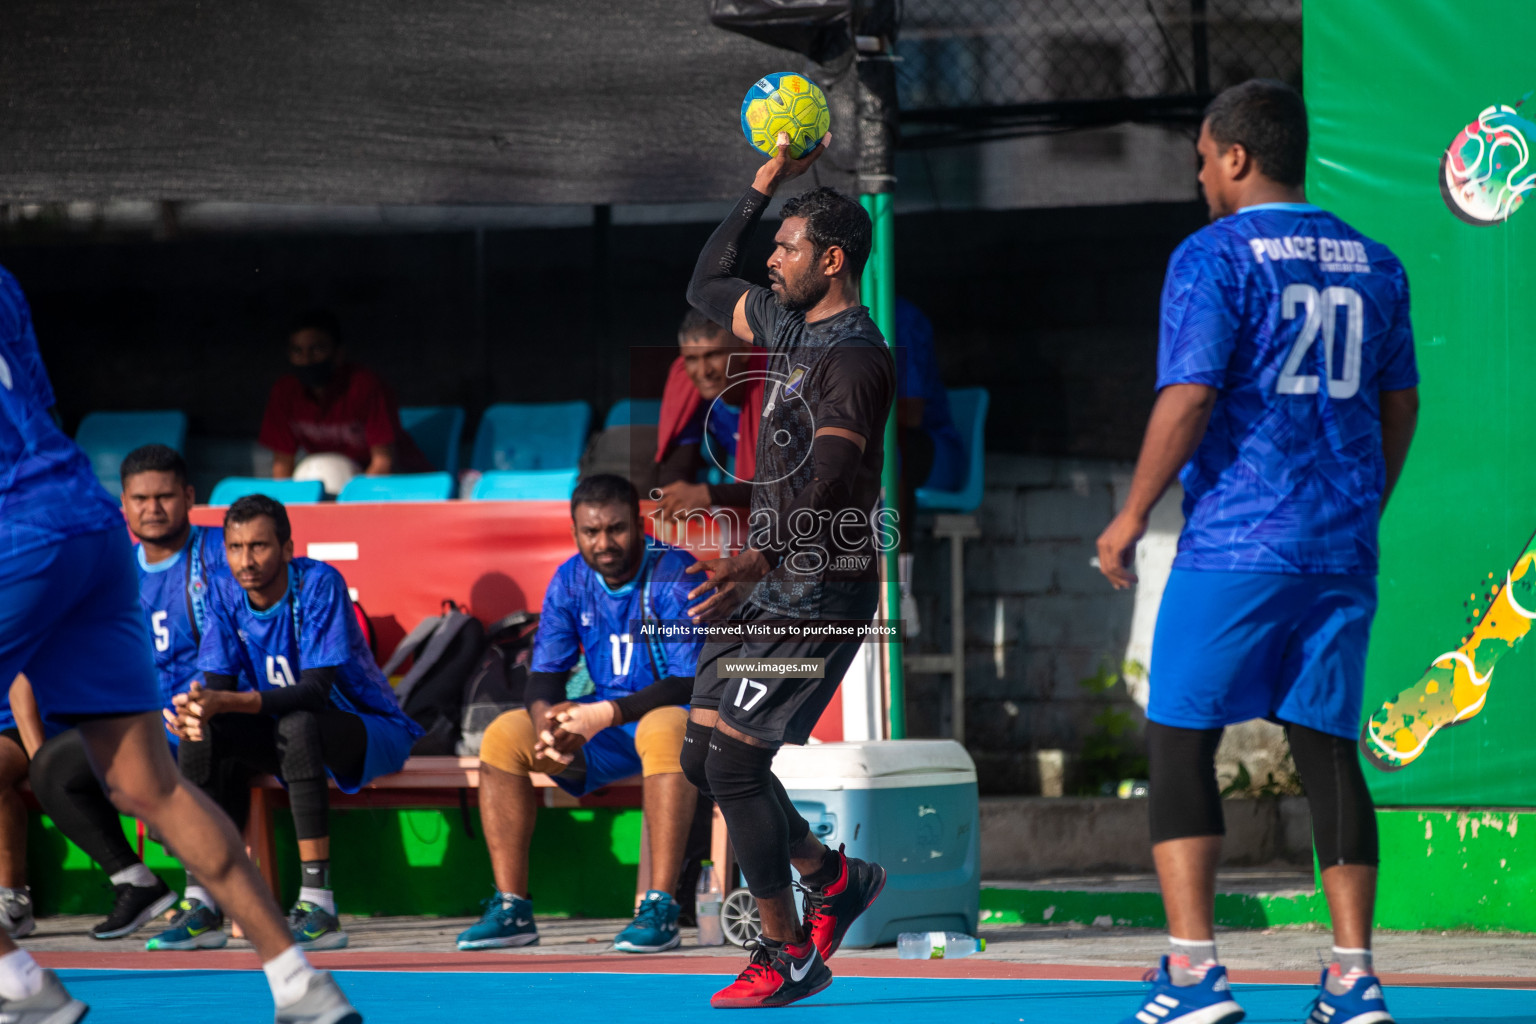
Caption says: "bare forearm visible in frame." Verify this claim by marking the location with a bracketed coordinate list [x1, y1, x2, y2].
[366, 445, 395, 475]
[1120, 384, 1218, 522]
[1380, 387, 1419, 513]
[271, 452, 295, 479]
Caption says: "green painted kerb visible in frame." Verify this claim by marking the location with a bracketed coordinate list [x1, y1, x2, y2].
[979, 889, 1325, 931]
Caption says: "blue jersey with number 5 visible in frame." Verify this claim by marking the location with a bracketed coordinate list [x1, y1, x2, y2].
[1158, 202, 1417, 575]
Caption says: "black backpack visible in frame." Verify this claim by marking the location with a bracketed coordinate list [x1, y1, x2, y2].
[458, 611, 540, 756]
[384, 602, 538, 756]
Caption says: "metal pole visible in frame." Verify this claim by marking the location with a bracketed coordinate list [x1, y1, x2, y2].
[859, 191, 906, 740]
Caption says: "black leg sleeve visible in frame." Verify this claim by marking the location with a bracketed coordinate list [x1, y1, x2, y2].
[1147, 721, 1226, 844]
[275, 708, 370, 842]
[680, 719, 714, 798]
[1286, 722, 1379, 867]
[704, 731, 792, 899]
[30, 730, 141, 876]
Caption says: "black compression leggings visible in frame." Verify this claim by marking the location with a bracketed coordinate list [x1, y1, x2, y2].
[30, 729, 141, 876]
[178, 709, 368, 841]
[693, 729, 812, 899]
[1145, 720, 1378, 866]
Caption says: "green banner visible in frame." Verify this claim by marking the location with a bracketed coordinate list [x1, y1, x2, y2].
[1308, 1, 1536, 804]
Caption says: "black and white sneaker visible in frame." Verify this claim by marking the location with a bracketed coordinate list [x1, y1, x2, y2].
[93, 878, 178, 940]
[0, 887, 35, 939]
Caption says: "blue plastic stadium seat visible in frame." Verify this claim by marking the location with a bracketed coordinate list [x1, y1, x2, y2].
[400, 405, 465, 473]
[208, 477, 325, 506]
[915, 388, 990, 513]
[338, 473, 453, 503]
[470, 401, 591, 472]
[470, 469, 580, 501]
[75, 410, 188, 497]
[604, 398, 662, 429]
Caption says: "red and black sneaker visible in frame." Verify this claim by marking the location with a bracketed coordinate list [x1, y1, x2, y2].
[710, 938, 832, 1009]
[800, 844, 887, 961]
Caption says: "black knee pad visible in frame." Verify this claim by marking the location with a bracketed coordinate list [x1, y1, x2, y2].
[704, 731, 792, 898]
[1147, 721, 1225, 844]
[176, 733, 215, 787]
[680, 720, 714, 797]
[1286, 723, 1378, 867]
[275, 710, 325, 783]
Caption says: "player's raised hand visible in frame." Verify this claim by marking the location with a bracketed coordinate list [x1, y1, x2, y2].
[752, 131, 832, 197]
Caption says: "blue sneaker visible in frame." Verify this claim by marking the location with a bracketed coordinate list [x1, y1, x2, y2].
[1307, 970, 1394, 1024]
[145, 898, 228, 951]
[1119, 957, 1245, 1024]
[613, 889, 681, 953]
[457, 892, 538, 950]
[288, 900, 349, 951]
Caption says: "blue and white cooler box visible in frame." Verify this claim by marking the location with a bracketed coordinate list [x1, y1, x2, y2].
[773, 739, 979, 948]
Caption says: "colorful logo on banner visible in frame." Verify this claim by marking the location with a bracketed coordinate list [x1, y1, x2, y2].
[1361, 531, 1536, 771]
[1440, 96, 1536, 225]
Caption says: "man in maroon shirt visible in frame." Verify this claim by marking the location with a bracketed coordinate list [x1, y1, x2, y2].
[258, 309, 429, 480]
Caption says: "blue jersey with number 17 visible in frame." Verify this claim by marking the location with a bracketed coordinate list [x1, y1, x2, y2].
[1158, 203, 1418, 576]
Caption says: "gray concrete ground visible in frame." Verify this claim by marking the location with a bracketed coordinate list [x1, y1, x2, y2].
[21, 905, 1536, 979]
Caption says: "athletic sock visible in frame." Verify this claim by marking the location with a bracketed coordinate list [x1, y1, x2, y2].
[1326, 947, 1373, 995]
[109, 863, 157, 888]
[1168, 937, 1218, 986]
[262, 945, 317, 1009]
[0, 949, 44, 1001]
[184, 883, 216, 913]
[298, 886, 336, 915]
[799, 846, 842, 890]
[299, 860, 335, 914]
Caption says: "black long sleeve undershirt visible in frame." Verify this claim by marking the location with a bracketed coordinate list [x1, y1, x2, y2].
[258, 666, 336, 716]
[686, 187, 768, 330]
[525, 670, 570, 710]
[612, 675, 694, 725]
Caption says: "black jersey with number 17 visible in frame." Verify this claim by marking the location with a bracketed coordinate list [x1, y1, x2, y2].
[740, 286, 896, 620]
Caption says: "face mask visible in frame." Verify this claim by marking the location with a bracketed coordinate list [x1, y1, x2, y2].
[294, 359, 337, 391]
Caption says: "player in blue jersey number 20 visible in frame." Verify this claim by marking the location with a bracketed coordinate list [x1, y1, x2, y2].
[1097, 81, 1418, 1024]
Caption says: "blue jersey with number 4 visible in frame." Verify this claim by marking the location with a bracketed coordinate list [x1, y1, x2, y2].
[531, 540, 703, 701]
[199, 557, 420, 738]
[1158, 203, 1418, 576]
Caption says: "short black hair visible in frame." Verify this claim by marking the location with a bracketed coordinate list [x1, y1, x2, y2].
[679, 307, 729, 341]
[224, 494, 292, 545]
[120, 444, 188, 486]
[1204, 79, 1308, 188]
[570, 473, 640, 520]
[779, 186, 873, 280]
[290, 307, 342, 345]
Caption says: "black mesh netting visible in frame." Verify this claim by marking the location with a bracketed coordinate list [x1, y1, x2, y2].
[895, 0, 1301, 145]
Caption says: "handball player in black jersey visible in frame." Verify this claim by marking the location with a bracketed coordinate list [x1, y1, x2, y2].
[680, 130, 895, 1009]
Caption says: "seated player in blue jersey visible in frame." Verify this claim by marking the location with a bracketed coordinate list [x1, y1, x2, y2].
[1095, 81, 1419, 1024]
[0, 264, 362, 1023]
[458, 474, 704, 954]
[161, 494, 422, 953]
[29, 445, 227, 942]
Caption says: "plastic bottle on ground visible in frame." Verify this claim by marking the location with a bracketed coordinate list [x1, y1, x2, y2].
[696, 860, 725, 946]
[897, 931, 986, 959]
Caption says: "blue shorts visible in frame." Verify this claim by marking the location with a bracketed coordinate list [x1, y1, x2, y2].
[342, 713, 418, 793]
[553, 722, 642, 798]
[0, 529, 161, 734]
[1149, 569, 1377, 740]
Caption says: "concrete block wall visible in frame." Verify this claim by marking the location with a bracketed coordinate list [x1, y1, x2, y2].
[908, 452, 1300, 797]
[908, 453, 1141, 793]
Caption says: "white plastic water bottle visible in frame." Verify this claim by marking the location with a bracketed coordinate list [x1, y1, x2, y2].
[897, 931, 986, 959]
[696, 860, 725, 946]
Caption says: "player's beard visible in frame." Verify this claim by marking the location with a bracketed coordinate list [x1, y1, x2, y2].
[773, 271, 829, 313]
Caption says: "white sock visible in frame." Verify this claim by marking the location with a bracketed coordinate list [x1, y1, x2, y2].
[262, 945, 317, 1009]
[184, 885, 216, 912]
[0, 949, 44, 1001]
[109, 863, 157, 888]
[298, 886, 336, 915]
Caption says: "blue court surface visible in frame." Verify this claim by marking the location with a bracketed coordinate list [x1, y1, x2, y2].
[56, 968, 1536, 1024]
